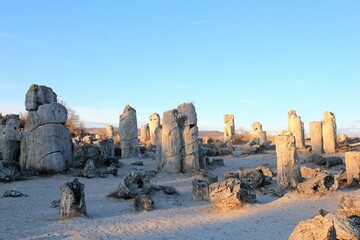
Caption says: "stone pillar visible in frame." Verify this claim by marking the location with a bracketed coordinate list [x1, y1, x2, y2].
[344, 152, 360, 184]
[323, 111, 337, 154]
[177, 103, 199, 173]
[252, 122, 267, 145]
[156, 103, 199, 174]
[0, 114, 21, 161]
[140, 124, 150, 143]
[105, 125, 114, 139]
[20, 84, 73, 173]
[275, 131, 301, 189]
[288, 110, 305, 149]
[224, 114, 235, 143]
[59, 178, 87, 219]
[309, 121, 323, 154]
[118, 105, 139, 158]
[149, 113, 160, 146]
[160, 109, 182, 173]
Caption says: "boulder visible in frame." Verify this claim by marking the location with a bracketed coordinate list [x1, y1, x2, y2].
[59, 178, 87, 219]
[297, 172, 338, 196]
[25, 84, 57, 111]
[288, 215, 336, 240]
[209, 178, 256, 210]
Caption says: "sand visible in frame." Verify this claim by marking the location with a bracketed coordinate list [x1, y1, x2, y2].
[1, 151, 359, 240]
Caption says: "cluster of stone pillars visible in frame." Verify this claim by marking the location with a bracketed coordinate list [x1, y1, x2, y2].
[309, 111, 337, 154]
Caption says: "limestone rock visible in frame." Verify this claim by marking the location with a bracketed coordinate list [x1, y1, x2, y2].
[209, 178, 256, 210]
[3, 189, 27, 197]
[118, 105, 139, 158]
[297, 172, 338, 196]
[25, 84, 57, 111]
[288, 215, 336, 240]
[159, 109, 182, 173]
[140, 124, 150, 143]
[98, 138, 115, 158]
[323, 111, 337, 154]
[83, 159, 96, 178]
[133, 194, 154, 211]
[224, 114, 235, 143]
[149, 113, 160, 146]
[344, 152, 360, 185]
[337, 195, 360, 218]
[310, 121, 323, 154]
[20, 124, 72, 173]
[37, 103, 67, 125]
[59, 178, 87, 219]
[325, 213, 360, 240]
[116, 171, 153, 199]
[192, 178, 209, 201]
[0, 160, 20, 182]
[275, 131, 301, 189]
[288, 110, 305, 149]
[105, 125, 114, 139]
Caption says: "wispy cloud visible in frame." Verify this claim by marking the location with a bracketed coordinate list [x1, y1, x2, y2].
[0, 32, 11, 37]
[191, 19, 218, 25]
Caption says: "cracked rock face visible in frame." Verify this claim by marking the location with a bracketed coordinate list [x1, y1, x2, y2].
[157, 103, 199, 174]
[118, 105, 139, 158]
[19, 84, 73, 173]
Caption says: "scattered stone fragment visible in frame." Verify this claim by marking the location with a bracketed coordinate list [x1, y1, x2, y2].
[59, 178, 87, 219]
[192, 178, 209, 201]
[3, 189, 28, 197]
[134, 194, 154, 211]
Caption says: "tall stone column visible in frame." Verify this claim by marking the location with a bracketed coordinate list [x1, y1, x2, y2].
[118, 105, 139, 158]
[160, 109, 182, 173]
[149, 113, 160, 146]
[344, 152, 360, 185]
[275, 131, 301, 189]
[177, 103, 199, 173]
[309, 121, 323, 154]
[323, 111, 337, 154]
[20, 84, 73, 173]
[288, 110, 305, 149]
[224, 114, 235, 143]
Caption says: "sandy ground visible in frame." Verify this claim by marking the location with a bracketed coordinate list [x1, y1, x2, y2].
[1, 150, 359, 240]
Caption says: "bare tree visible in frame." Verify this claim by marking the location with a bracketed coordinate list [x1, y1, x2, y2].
[59, 100, 84, 137]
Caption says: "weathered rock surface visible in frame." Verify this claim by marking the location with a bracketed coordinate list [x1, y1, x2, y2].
[149, 113, 160, 146]
[288, 110, 305, 149]
[323, 111, 337, 154]
[3, 189, 28, 197]
[0, 160, 20, 182]
[20, 84, 73, 174]
[192, 178, 209, 201]
[344, 152, 360, 185]
[83, 159, 96, 178]
[116, 171, 154, 199]
[337, 195, 360, 218]
[59, 178, 87, 219]
[275, 131, 301, 189]
[209, 178, 256, 210]
[297, 172, 338, 196]
[288, 215, 336, 240]
[133, 194, 154, 211]
[310, 121, 323, 154]
[25, 84, 57, 111]
[223, 114, 235, 143]
[118, 105, 139, 158]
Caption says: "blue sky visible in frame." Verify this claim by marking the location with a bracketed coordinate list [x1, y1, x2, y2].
[0, 1, 359, 135]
